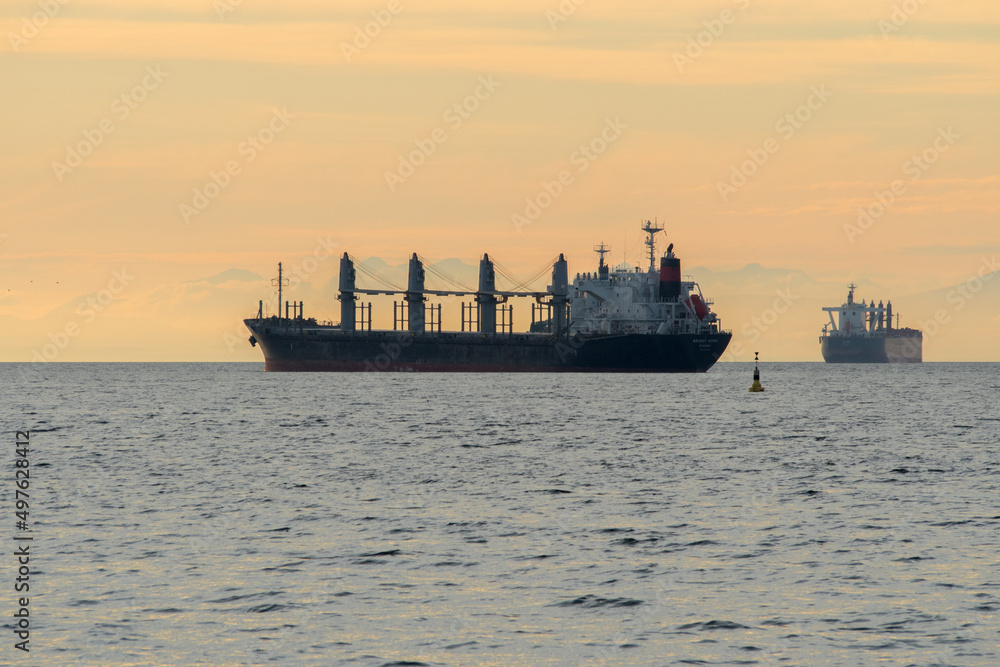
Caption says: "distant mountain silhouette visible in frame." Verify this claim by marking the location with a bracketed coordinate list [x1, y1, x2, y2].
[7, 258, 998, 362]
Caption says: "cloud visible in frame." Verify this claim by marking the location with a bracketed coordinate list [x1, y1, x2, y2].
[6, 10, 997, 91]
[898, 244, 1000, 256]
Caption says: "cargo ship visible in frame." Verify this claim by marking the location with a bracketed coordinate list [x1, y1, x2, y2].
[819, 284, 922, 363]
[244, 222, 732, 372]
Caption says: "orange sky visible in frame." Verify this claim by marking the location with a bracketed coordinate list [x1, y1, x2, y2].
[1, 0, 997, 361]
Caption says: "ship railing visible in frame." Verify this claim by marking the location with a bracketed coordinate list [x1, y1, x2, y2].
[353, 288, 551, 298]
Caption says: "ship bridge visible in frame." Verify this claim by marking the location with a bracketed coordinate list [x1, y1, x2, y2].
[568, 223, 724, 337]
[822, 284, 895, 336]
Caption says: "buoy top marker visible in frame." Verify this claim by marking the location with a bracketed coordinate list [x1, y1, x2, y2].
[749, 351, 765, 392]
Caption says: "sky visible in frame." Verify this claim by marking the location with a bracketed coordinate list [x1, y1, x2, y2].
[0, 0, 997, 362]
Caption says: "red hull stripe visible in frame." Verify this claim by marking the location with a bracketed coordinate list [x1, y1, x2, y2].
[264, 359, 690, 373]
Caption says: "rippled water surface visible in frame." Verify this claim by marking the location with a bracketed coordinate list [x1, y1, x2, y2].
[2, 362, 998, 666]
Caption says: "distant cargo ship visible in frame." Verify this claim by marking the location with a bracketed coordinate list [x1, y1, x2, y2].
[819, 285, 922, 363]
[244, 222, 732, 372]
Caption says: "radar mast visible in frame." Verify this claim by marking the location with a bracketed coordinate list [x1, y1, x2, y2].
[641, 219, 664, 272]
[593, 242, 610, 270]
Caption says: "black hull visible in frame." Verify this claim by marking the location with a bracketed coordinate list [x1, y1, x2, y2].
[245, 321, 732, 372]
[821, 332, 922, 363]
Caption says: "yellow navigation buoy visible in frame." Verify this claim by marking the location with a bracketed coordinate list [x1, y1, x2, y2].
[749, 352, 765, 392]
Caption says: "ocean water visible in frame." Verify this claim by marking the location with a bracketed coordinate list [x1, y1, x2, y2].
[1, 362, 998, 666]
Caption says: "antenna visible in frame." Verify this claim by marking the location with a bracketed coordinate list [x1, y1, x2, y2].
[593, 242, 610, 269]
[271, 262, 288, 321]
[641, 219, 664, 272]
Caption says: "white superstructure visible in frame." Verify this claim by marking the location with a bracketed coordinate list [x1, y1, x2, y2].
[568, 222, 724, 337]
[822, 284, 894, 336]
